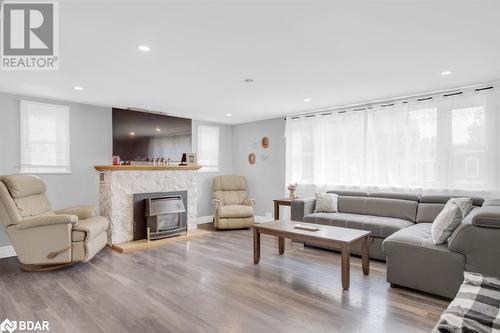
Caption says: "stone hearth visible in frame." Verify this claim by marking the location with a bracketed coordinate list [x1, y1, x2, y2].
[96, 166, 199, 245]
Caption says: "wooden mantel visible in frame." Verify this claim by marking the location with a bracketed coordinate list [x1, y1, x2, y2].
[94, 165, 202, 171]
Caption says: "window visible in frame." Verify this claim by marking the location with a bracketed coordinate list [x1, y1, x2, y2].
[20, 100, 70, 174]
[286, 87, 498, 193]
[196, 125, 219, 172]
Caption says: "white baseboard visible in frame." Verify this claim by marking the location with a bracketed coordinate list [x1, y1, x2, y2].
[0, 245, 16, 259]
[196, 215, 214, 224]
[196, 215, 273, 225]
[254, 215, 274, 223]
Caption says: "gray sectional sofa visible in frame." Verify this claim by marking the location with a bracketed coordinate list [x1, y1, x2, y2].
[291, 191, 500, 298]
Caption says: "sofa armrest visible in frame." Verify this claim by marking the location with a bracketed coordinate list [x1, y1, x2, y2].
[16, 214, 78, 230]
[483, 199, 500, 207]
[291, 197, 316, 222]
[448, 206, 500, 277]
[470, 206, 500, 229]
[243, 198, 256, 207]
[55, 205, 96, 220]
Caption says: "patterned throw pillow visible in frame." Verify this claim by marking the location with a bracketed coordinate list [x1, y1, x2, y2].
[449, 197, 473, 217]
[431, 202, 463, 245]
[314, 193, 338, 213]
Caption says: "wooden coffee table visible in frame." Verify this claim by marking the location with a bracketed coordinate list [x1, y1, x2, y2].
[252, 220, 371, 290]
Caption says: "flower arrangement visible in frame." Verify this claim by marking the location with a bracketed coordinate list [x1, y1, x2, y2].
[287, 183, 298, 198]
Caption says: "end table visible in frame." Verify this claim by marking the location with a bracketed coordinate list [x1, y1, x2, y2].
[273, 198, 293, 220]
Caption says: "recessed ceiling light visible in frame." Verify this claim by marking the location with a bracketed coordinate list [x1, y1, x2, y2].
[155, 128, 161, 132]
[304, 98, 311, 102]
[74, 86, 84, 91]
[243, 78, 254, 83]
[129, 132, 136, 136]
[138, 45, 150, 52]
[225, 113, 233, 117]
[440, 70, 452, 76]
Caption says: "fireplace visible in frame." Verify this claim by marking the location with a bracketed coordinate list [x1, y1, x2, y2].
[133, 191, 188, 241]
[145, 195, 186, 240]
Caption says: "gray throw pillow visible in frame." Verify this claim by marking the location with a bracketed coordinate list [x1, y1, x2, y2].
[314, 193, 338, 213]
[431, 202, 463, 244]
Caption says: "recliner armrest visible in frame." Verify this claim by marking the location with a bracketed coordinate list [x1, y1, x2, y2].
[212, 199, 221, 216]
[471, 206, 500, 229]
[16, 214, 78, 230]
[243, 198, 256, 207]
[55, 205, 96, 220]
[291, 197, 316, 222]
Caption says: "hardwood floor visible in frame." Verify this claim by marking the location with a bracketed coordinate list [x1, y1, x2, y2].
[0, 226, 448, 333]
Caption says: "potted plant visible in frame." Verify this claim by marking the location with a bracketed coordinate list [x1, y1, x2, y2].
[287, 183, 298, 199]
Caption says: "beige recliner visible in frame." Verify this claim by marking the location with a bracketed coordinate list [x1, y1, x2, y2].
[212, 175, 255, 229]
[0, 174, 109, 271]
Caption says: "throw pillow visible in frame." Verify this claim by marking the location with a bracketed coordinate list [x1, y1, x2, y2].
[431, 202, 463, 244]
[448, 197, 473, 217]
[314, 193, 338, 213]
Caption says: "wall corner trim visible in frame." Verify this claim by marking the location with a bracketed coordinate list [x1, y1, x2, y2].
[0, 245, 16, 259]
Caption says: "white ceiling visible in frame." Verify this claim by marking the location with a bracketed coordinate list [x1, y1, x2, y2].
[1, 0, 499, 124]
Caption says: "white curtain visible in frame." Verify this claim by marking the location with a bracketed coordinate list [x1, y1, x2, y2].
[285, 86, 500, 198]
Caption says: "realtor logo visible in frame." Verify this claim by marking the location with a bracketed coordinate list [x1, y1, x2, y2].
[1, 0, 59, 70]
[0, 319, 17, 333]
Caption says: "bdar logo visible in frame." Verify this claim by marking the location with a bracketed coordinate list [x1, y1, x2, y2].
[0, 319, 17, 333]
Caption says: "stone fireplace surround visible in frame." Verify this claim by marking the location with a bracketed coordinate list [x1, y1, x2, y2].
[95, 165, 200, 245]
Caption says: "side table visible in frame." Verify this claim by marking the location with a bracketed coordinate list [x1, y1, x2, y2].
[273, 198, 293, 220]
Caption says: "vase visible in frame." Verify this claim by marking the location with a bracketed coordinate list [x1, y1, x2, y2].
[289, 191, 297, 199]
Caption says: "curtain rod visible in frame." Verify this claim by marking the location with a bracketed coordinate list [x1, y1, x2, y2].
[287, 82, 497, 119]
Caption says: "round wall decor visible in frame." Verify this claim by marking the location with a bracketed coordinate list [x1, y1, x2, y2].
[248, 153, 256, 165]
[261, 136, 270, 149]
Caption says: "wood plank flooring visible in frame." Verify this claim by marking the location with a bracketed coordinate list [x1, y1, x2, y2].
[0, 226, 448, 333]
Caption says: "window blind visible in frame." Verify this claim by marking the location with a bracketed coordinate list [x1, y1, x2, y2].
[20, 100, 71, 174]
[197, 125, 219, 172]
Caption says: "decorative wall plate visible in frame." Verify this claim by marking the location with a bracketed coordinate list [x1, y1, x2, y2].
[261, 136, 270, 149]
[248, 153, 256, 165]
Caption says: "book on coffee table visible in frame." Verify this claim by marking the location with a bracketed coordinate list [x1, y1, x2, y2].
[293, 223, 320, 231]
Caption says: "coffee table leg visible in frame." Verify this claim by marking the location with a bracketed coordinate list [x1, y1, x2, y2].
[362, 236, 370, 275]
[341, 244, 350, 290]
[253, 228, 260, 264]
[278, 237, 285, 255]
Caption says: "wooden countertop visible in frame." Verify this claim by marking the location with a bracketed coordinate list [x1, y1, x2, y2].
[94, 165, 202, 171]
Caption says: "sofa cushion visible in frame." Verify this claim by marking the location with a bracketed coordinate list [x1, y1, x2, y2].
[72, 216, 109, 242]
[369, 192, 421, 201]
[416, 202, 446, 223]
[327, 190, 368, 197]
[420, 195, 484, 207]
[303, 212, 414, 238]
[383, 223, 466, 298]
[384, 223, 453, 253]
[218, 205, 253, 218]
[337, 196, 418, 222]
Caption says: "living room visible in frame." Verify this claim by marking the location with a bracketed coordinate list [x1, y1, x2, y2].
[0, 1, 499, 332]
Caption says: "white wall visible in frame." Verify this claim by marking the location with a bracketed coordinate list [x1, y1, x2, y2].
[0, 92, 112, 247]
[232, 117, 286, 217]
[192, 120, 233, 217]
